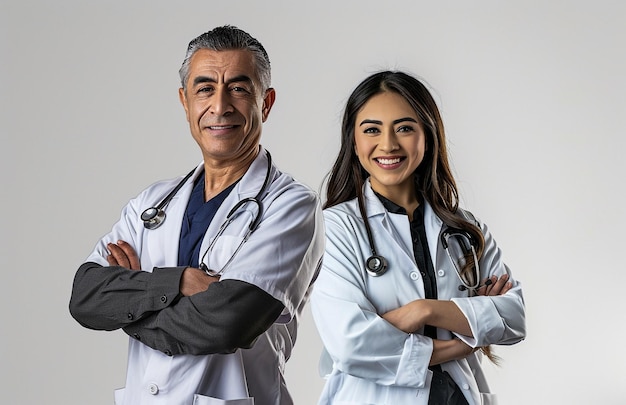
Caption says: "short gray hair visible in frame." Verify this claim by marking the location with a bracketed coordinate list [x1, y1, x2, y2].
[179, 25, 271, 92]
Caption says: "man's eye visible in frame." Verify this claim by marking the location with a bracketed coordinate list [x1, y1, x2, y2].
[197, 86, 212, 93]
[231, 86, 249, 93]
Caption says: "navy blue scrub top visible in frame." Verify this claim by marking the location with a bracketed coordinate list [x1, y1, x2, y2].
[178, 171, 239, 268]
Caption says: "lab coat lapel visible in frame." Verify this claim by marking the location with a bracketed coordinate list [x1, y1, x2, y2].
[362, 180, 415, 264]
[197, 148, 272, 265]
[141, 163, 204, 269]
[423, 201, 444, 272]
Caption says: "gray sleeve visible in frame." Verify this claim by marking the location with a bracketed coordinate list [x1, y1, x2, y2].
[123, 278, 284, 356]
[69, 262, 185, 331]
[69, 262, 284, 356]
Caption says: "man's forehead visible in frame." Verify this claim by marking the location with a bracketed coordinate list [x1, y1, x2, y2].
[188, 49, 257, 79]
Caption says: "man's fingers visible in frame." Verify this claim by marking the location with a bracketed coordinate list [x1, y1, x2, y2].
[107, 243, 130, 268]
[117, 240, 141, 270]
[106, 254, 119, 266]
[106, 241, 141, 270]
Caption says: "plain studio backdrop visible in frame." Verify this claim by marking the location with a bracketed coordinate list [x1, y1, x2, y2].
[2, 1, 625, 404]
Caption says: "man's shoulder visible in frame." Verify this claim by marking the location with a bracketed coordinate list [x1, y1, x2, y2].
[271, 170, 319, 200]
[130, 170, 196, 202]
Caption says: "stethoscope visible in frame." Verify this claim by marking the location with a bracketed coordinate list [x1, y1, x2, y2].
[358, 197, 482, 294]
[141, 151, 273, 276]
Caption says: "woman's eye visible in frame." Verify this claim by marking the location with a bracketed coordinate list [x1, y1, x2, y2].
[363, 127, 380, 134]
[397, 125, 414, 133]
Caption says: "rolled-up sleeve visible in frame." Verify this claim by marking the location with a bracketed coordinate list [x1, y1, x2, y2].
[451, 220, 526, 347]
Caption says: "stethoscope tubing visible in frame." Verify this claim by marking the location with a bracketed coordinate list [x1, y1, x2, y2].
[359, 196, 481, 293]
[140, 150, 273, 276]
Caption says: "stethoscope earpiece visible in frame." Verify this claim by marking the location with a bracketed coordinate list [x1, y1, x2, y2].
[366, 255, 388, 277]
[141, 207, 166, 230]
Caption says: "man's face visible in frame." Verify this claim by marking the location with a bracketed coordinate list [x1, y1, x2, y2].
[179, 49, 275, 165]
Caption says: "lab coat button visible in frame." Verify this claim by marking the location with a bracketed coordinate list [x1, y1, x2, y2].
[409, 271, 419, 280]
[127, 313, 134, 320]
[160, 295, 167, 304]
[437, 269, 445, 277]
[462, 383, 470, 390]
[164, 349, 172, 356]
[148, 383, 159, 395]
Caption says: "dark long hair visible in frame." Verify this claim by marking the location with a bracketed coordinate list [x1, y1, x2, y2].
[325, 71, 498, 362]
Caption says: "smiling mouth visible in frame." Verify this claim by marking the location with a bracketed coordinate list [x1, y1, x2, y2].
[207, 125, 238, 130]
[375, 157, 404, 165]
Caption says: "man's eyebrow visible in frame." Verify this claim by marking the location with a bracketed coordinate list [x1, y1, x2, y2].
[192, 75, 253, 87]
[359, 117, 418, 126]
[192, 76, 216, 87]
[227, 75, 253, 84]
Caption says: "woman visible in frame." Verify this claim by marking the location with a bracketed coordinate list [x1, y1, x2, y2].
[310, 71, 526, 405]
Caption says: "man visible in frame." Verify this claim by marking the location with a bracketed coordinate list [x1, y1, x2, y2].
[69, 25, 324, 405]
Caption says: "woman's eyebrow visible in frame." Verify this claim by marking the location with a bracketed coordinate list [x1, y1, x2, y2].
[359, 117, 418, 126]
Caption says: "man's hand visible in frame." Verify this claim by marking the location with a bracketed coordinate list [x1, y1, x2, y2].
[180, 267, 220, 296]
[107, 240, 141, 270]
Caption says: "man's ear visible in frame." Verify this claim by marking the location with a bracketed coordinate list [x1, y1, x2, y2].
[261, 88, 276, 122]
[179, 87, 190, 121]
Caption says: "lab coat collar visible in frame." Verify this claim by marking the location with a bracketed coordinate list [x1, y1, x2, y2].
[235, 146, 273, 199]
[361, 179, 444, 228]
[193, 146, 273, 201]
[361, 178, 388, 218]
[362, 179, 444, 266]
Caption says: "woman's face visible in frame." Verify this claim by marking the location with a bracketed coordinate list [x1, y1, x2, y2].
[354, 91, 426, 202]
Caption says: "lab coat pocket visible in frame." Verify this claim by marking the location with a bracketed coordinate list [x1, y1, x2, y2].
[480, 392, 498, 405]
[113, 387, 125, 404]
[192, 394, 254, 405]
[333, 402, 376, 405]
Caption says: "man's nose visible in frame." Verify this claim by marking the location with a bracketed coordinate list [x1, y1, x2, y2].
[209, 87, 234, 115]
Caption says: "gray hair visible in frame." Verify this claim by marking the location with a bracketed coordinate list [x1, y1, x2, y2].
[179, 25, 271, 92]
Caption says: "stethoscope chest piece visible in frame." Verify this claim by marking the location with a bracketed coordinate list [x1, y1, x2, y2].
[141, 207, 166, 230]
[366, 254, 388, 277]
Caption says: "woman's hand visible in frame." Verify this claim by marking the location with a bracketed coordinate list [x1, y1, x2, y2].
[477, 274, 512, 296]
[381, 274, 513, 336]
[382, 300, 472, 336]
[382, 300, 430, 334]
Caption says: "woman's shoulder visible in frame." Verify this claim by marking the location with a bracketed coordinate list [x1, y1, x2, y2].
[455, 206, 480, 226]
[323, 198, 359, 217]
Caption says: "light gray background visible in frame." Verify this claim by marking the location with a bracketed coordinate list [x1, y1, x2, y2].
[2, 1, 625, 404]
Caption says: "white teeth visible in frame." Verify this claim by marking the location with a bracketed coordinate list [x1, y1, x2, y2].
[377, 158, 401, 165]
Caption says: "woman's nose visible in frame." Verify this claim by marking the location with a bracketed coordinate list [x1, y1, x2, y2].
[379, 130, 399, 152]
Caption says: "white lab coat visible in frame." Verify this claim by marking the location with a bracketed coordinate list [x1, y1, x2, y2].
[310, 180, 525, 405]
[85, 148, 325, 405]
